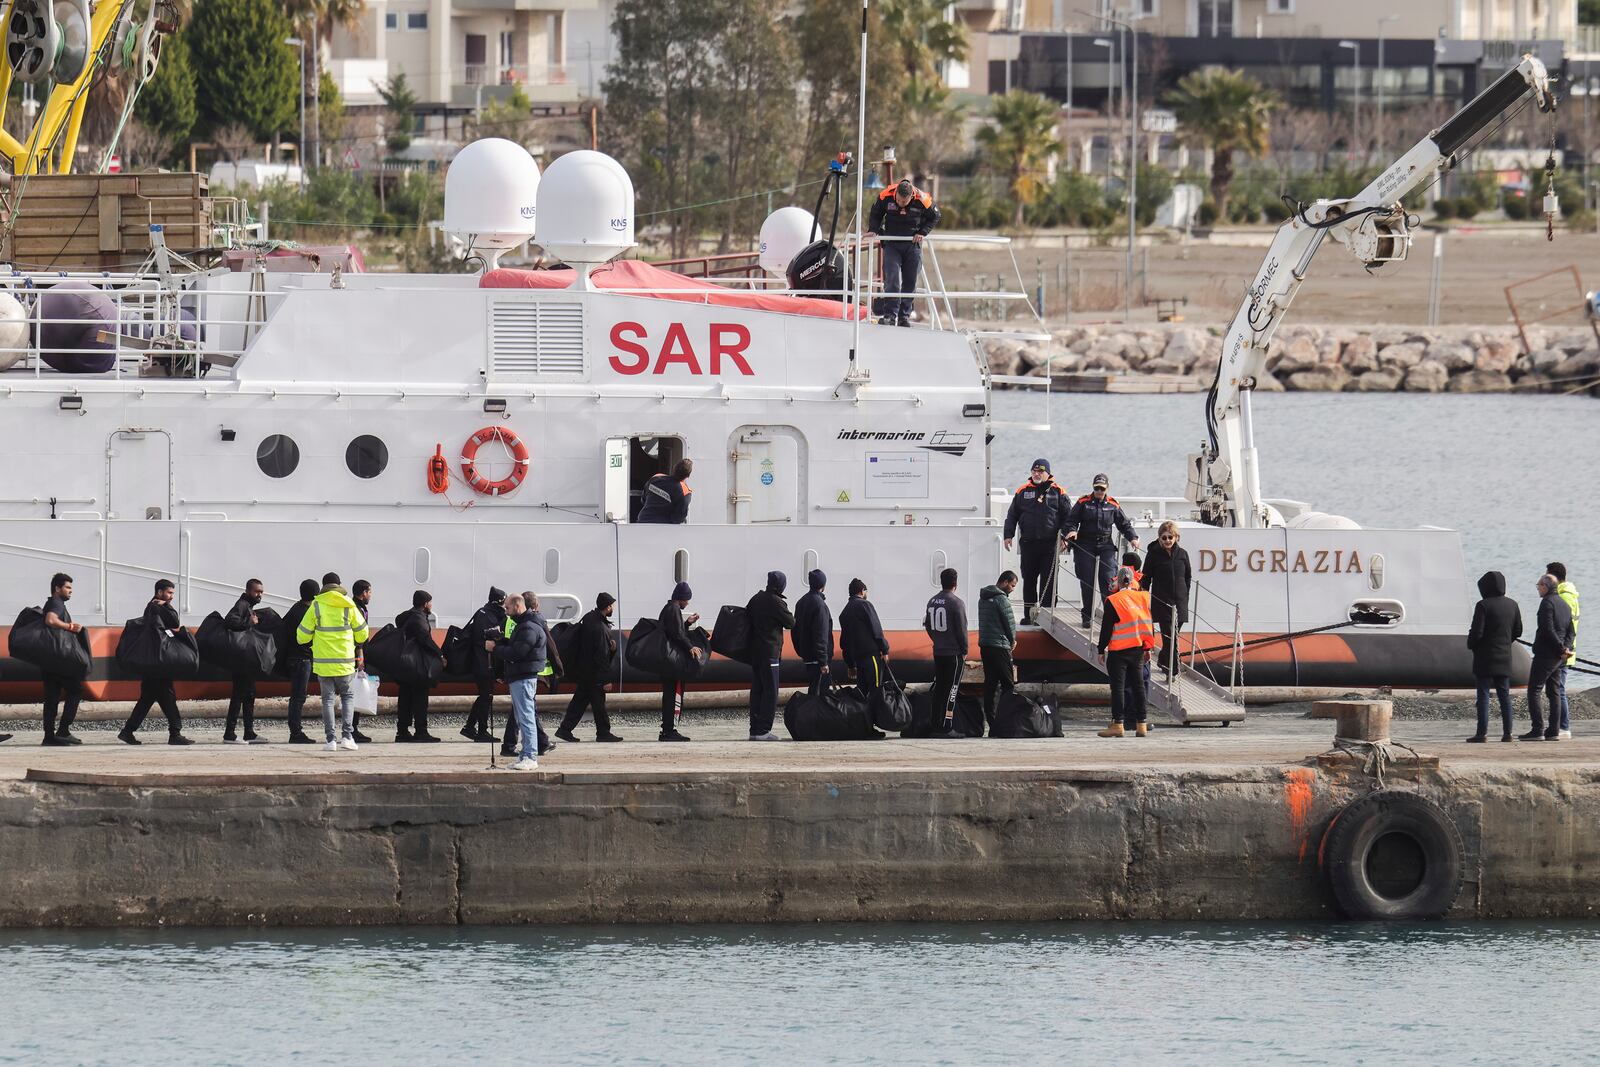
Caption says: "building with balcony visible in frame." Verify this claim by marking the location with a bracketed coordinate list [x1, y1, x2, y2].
[326, 0, 596, 115]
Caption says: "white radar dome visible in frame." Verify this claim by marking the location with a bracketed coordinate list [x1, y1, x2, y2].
[443, 138, 541, 265]
[535, 150, 635, 273]
[758, 206, 817, 276]
[0, 290, 27, 371]
[1286, 511, 1362, 531]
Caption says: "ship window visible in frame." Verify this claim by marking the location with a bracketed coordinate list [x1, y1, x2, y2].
[674, 549, 689, 584]
[346, 435, 389, 479]
[257, 434, 300, 478]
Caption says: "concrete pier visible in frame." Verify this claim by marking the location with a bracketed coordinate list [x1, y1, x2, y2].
[0, 717, 1597, 926]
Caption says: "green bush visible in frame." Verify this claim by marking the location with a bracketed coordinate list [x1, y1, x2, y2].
[1502, 192, 1530, 220]
[1432, 197, 1455, 219]
[1261, 196, 1291, 223]
[1197, 198, 1218, 226]
[1455, 196, 1482, 220]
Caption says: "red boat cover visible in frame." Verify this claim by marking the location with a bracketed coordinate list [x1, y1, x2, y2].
[480, 260, 864, 320]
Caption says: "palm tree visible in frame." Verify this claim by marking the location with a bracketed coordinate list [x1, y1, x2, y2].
[975, 90, 1060, 228]
[283, 0, 367, 161]
[880, 0, 967, 84]
[1167, 68, 1278, 220]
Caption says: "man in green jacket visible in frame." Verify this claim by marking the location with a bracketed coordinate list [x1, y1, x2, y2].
[1549, 561, 1580, 739]
[978, 571, 1019, 735]
[296, 571, 371, 751]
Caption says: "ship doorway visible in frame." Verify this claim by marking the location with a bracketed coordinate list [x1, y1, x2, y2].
[106, 429, 172, 521]
[730, 426, 805, 525]
[606, 435, 684, 522]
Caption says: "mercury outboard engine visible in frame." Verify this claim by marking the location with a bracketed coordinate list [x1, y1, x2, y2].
[785, 152, 853, 300]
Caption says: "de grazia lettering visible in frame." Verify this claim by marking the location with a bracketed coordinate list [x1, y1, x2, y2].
[1198, 548, 1364, 575]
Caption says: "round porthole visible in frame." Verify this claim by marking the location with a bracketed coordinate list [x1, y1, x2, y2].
[256, 434, 300, 478]
[346, 435, 389, 479]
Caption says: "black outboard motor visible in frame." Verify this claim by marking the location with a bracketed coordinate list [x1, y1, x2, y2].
[785, 152, 854, 301]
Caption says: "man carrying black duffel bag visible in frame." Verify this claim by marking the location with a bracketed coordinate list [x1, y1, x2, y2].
[659, 582, 699, 742]
[394, 590, 443, 743]
[746, 571, 794, 742]
[40, 572, 83, 746]
[223, 579, 268, 744]
[118, 579, 194, 746]
[557, 592, 622, 744]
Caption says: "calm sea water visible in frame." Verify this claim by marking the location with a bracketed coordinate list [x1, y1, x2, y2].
[993, 390, 1596, 656]
[3, 922, 1599, 1064]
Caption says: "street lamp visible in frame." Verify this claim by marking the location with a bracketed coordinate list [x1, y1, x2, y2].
[1088, 8, 1138, 324]
[1339, 39, 1360, 163]
[285, 36, 305, 181]
[1093, 37, 1114, 192]
[1377, 15, 1400, 159]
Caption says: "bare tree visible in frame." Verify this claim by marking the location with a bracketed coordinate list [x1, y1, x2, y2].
[214, 122, 256, 163]
[117, 118, 174, 170]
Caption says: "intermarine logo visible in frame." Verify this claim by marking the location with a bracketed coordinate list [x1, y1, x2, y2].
[836, 430, 972, 457]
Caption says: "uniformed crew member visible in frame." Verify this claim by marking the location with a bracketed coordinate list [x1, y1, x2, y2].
[867, 177, 940, 327]
[1003, 457, 1070, 623]
[1064, 473, 1140, 629]
[637, 459, 694, 524]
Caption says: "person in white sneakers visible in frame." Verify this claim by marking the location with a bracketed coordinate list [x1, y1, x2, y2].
[492, 593, 546, 770]
[295, 571, 370, 752]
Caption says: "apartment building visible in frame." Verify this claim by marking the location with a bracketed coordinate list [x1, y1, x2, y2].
[325, 0, 596, 110]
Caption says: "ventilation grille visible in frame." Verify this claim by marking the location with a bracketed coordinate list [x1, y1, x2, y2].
[489, 300, 585, 378]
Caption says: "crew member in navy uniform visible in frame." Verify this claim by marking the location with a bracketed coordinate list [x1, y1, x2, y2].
[1064, 473, 1140, 629]
[867, 177, 940, 326]
[118, 578, 193, 746]
[1003, 458, 1070, 624]
[637, 459, 694, 524]
[40, 572, 82, 746]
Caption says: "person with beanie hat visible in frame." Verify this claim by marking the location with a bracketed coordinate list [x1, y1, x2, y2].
[1003, 458, 1070, 624]
[745, 571, 795, 740]
[462, 587, 509, 742]
[279, 578, 322, 744]
[658, 583, 699, 741]
[840, 579, 890, 697]
[558, 591, 623, 743]
[394, 590, 443, 742]
[792, 569, 834, 697]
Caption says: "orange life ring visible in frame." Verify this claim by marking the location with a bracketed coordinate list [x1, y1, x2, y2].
[461, 426, 530, 496]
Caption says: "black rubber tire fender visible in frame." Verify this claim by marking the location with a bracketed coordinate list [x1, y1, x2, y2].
[1319, 789, 1464, 921]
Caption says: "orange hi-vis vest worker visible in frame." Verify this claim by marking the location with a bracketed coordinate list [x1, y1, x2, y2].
[1106, 588, 1157, 652]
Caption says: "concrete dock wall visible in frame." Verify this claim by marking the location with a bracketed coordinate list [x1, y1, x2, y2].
[1, 765, 1596, 926]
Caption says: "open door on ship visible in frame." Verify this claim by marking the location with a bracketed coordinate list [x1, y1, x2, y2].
[605, 435, 684, 522]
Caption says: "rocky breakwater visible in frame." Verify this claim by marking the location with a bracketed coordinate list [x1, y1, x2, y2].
[983, 323, 1600, 394]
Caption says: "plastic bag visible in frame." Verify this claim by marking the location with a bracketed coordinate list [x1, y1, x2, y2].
[991, 692, 1063, 738]
[872, 667, 914, 732]
[115, 617, 202, 679]
[708, 605, 751, 664]
[7, 606, 91, 679]
[783, 685, 877, 741]
[352, 671, 380, 714]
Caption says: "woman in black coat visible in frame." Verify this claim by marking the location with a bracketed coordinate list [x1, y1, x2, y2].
[1466, 570, 1522, 742]
[1141, 520, 1192, 676]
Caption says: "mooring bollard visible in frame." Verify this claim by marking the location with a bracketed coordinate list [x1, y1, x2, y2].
[1313, 700, 1393, 743]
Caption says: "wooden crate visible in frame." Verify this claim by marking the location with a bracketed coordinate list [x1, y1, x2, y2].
[0, 172, 214, 270]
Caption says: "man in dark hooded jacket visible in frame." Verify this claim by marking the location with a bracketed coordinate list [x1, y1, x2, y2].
[462, 587, 507, 742]
[1524, 573, 1577, 741]
[791, 570, 833, 696]
[839, 578, 890, 696]
[658, 582, 699, 742]
[223, 579, 266, 743]
[1466, 570, 1522, 742]
[558, 592, 622, 743]
[745, 571, 794, 740]
[395, 590, 443, 743]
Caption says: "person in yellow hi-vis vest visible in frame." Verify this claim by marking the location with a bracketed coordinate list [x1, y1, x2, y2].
[1095, 566, 1157, 738]
[296, 571, 370, 752]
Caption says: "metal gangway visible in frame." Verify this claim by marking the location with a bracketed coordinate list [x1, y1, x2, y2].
[1034, 545, 1247, 726]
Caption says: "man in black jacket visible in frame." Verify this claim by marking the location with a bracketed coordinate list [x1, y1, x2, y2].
[1524, 573, 1577, 741]
[659, 582, 699, 742]
[40, 572, 83, 746]
[501, 592, 561, 757]
[1003, 458, 1070, 623]
[463, 587, 508, 742]
[867, 178, 940, 326]
[280, 578, 319, 743]
[637, 459, 694, 524]
[395, 590, 443, 743]
[558, 592, 622, 743]
[840, 578, 890, 696]
[223, 578, 266, 744]
[349, 579, 374, 743]
[118, 578, 194, 746]
[1466, 570, 1522, 743]
[746, 571, 795, 740]
[1064, 473, 1140, 628]
[924, 568, 969, 737]
[491, 594, 547, 770]
[791, 570, 833, 696]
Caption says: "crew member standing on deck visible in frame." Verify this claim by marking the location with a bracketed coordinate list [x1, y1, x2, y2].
[867, 177, 940, 326]
[1065, 473, 1140, 629]
[223, 579, 267, 744]
[1003, 458, 1070, 624]
[840, 578, 890, 698]
[349, 579, 374, 743]
[658, 582, 699, 742]
[637, 459, 694, 524]
[462, 588, 507, 742]
[40, 572, 82, 746]
[118, 578, 193, 746]
[745, 571, 794, 741]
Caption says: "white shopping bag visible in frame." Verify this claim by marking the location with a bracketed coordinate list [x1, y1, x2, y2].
[352, 672, 380, 714]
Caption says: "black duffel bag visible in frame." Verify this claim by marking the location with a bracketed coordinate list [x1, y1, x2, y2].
[7, 606, 91, 679]
[363, 623, 444, 687]
[441, 624, 475, 677]
[784, 685, 877, 741]
[115, 617, 202, 679]
[550, 620, 580, 671]
[708, 604, 751, 665]
[872, 666, 914, 733]
[991, 691, 1063, 738]
[626, 618, 709, 680]
[196, 608, 282, 680]
[905, 689, 985, 738]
